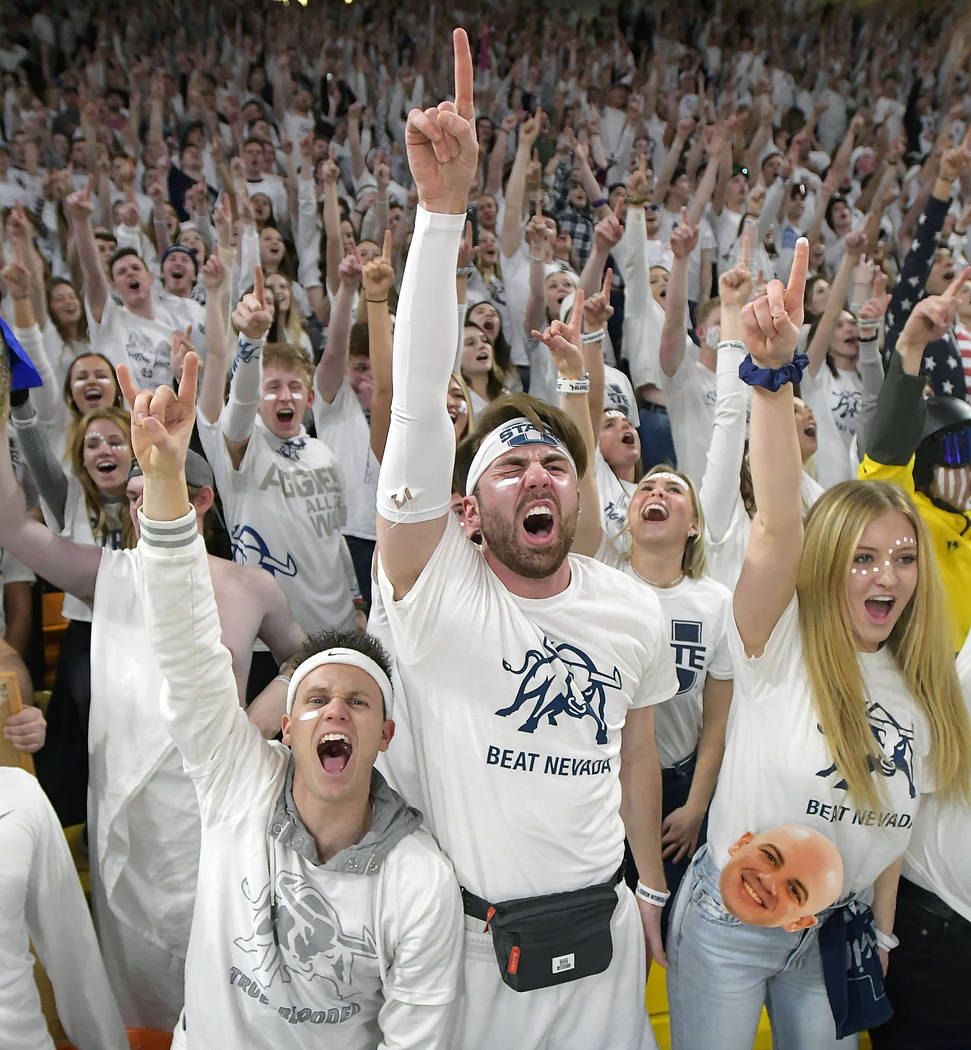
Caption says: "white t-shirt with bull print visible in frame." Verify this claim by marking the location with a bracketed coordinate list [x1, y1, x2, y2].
[707, 596, 931, 894]
[377, 514, 679, 902]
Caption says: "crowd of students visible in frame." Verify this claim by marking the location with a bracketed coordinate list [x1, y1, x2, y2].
[2, 2, 971, 1048]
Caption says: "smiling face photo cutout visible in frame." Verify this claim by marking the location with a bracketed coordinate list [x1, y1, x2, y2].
[719, 824, 844, 931]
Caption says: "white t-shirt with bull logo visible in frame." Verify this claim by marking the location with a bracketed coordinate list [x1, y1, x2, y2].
[376, 515, 679, 902]
[708, 597, 930, 894]
[198, 414, 355, 635]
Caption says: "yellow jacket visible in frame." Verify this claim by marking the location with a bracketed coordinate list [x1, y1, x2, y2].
[859, 455, 971, 651]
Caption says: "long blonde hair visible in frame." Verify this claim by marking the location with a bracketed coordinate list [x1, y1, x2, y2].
[798, 480, 971, 810]
[626, 465, 708, 578]
[66, 406, 136, 550]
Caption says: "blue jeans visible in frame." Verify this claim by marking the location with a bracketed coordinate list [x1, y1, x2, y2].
[666, 847, 861, 1050]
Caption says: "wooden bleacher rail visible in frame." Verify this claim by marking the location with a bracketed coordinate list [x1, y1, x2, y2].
[0, 669, 34, 773]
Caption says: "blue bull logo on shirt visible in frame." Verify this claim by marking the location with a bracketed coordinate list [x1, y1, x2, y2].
[816, 701, 917, 799]
[496, 636, 622, 745]
[231, 525, 298, 577]
[235, 872, 377, 996]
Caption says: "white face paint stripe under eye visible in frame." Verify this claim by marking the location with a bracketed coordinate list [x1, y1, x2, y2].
[263, 391, 306, 400]
[297, 709, 322, 721]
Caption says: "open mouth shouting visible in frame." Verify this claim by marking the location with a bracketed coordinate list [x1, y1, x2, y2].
[641, 501, 669, 522]
[317, 732, 353, 775]
[864, 595, 894, 623]
[521, 502, 555, 543]
[621, 430, 637, 446]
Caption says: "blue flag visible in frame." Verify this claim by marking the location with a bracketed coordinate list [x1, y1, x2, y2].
[0, 314, 43, 390]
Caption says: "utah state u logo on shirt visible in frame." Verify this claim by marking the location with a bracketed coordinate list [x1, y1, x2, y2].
[816, 701, 917, 799]
[495, 636, 622, 745]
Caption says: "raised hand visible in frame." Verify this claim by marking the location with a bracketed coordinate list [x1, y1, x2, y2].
[339, 243, 364, 288]
[518, 107, 544, 150]
[940, 126, 971, 182]
[213, 194, 233, 248]
[0, 252, 30, 300]
[118, 352, 199, 480]
[170, 325, 195, 384]
[362, 229, 395, 300]
[739, 237, 808, 366]
[719, 234, 754, 309]
[525, 210, 551, 255]
[201, 252, 226, 292]
[457, 220, 476, 268]
[858, 271, 891, 324]
[594, 211, 624, 251]
[533, 288, 586, 380]
[898, 268, 970, 355]
[583, 269, 614, 330]
[232, 266, 273, 340]
[64, 177, 94, 223]
[670, 209, 699, 259]
[404, 28, 478, 214]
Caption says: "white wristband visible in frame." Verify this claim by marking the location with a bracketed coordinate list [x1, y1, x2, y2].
[581, 329, 606, 344]
[556, 372, 591, 394]
[874, 928, 899, 952]
[635, 882, 671, 908]
[716, 339, 748, 354]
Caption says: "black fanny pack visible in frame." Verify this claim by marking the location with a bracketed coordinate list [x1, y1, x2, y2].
[461, 870, 621, 993]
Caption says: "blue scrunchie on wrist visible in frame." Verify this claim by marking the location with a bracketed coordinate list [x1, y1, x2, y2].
[738, 352, 809, 391]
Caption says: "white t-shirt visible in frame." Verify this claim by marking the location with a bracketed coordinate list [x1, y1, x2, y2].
[594, 450, 635, 557]
[198, 415, 355, 634]
[800, 364, 862, 489]
[597, 546, 733, 767]
[709, 598, 930, 893]
[899, 633, 971, 921]
[661, 346, 717, 486]
[245, 173, 288, 223]
[377, 515, 679, 900]
[88, 294, 180, 391]
[0, 768, 128, 1050]
[312, 382, 379, 542]
[41, 323, 91, 389]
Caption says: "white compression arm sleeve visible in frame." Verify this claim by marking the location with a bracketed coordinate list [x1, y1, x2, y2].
[377, 207, 464, 523]
[220, 334, 265, 442]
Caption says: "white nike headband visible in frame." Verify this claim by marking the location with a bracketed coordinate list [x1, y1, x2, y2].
[465, 416, 577, 496]
[285, 648, 394, 717]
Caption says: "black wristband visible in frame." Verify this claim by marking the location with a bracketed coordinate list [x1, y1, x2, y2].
[10, 387, 30, 409]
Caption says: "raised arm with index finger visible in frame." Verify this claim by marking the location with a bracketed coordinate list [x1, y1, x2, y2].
[376, 29, 478, 598]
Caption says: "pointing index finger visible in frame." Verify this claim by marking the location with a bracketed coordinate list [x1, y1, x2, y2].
[787, 237, 810, 301]
[945, 265, 971, 300]
[253, 265, 265, 303]
[569, 288, 585, 340]
[602, 267, 613, 299]
[453, 28, 474, 122]
[382, 227, 392, 260]
[740, 230, 750, 270]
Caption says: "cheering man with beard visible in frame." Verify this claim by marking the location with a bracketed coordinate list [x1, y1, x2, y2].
[374, 27, 678, 1050]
